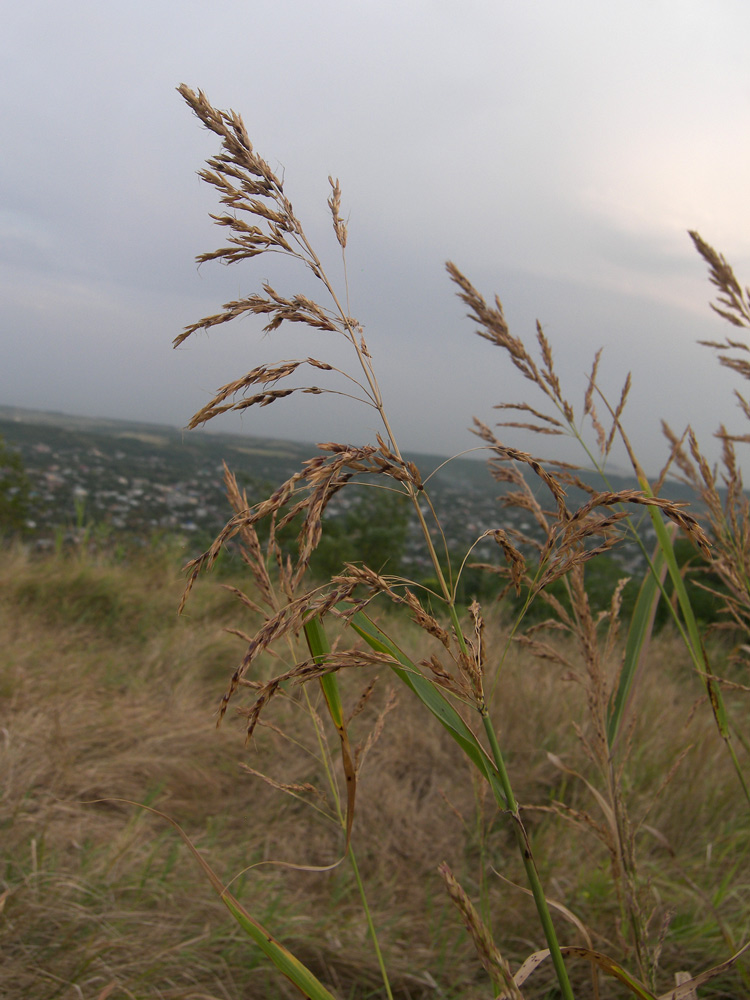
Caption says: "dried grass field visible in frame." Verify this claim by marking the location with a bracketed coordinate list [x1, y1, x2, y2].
[1, 543, 748, 999]
[3, 85, 750, 1000]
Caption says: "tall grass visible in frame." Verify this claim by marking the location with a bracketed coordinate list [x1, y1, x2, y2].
[2, 546, 747, 998]
[166, 85, 750, 999]
[3, 87, 750, 999]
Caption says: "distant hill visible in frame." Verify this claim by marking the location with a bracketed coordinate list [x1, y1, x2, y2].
[1, 402, 688, 490]
[0, 404, 701, 559]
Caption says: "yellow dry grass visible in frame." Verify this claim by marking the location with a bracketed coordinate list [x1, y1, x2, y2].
[1, 545, 748, 998]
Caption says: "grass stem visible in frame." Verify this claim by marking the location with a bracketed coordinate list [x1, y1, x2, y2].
[481, 712, 575, 1000]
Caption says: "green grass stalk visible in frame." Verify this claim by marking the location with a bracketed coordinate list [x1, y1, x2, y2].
[304, 617, 395, 1000]
[480, 711, 576, 1000]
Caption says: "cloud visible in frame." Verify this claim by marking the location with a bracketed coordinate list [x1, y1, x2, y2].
[2, 0, 750, 475]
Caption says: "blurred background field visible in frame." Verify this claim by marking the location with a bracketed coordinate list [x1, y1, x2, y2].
[2, 539, 748, 999]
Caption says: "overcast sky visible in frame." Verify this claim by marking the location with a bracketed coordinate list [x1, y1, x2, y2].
[3, 0, 750, 476]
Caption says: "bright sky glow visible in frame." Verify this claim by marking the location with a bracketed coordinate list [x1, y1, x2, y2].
[2, 0, 750, 474]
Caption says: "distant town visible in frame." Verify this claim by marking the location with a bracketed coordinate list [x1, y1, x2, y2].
[1, 405, 686, 574]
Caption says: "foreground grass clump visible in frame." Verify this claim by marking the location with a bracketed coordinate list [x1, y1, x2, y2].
[2, 545, 748, 998]
[162, 85, 750, 999]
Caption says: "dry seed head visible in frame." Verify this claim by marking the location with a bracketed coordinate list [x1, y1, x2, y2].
[659, 422, 698, 488]
[495, 402, 566, 435]
[494, 421, 565, 436]
[690, 230, 750, 329]
[604, 373, 632, 455]
[239, 765, 329, 809]
[489, 529, 526, 594]
[556, 471, 596, 497]
[536, 322, 575, 423]
[606, 574, 630, 631]
[733, 388, 750, 422]
[401, 589, 452, 647]
[456, 648, 484, 706]
[537, 538, 620, 591]
[221, 585, 266, 618]
[514, 634, 573, 670]
[420, 655, 467, 697]
[565, 488, 710, 558]
[689, 431, 723, 506]
[333, 562, 399, 602]
[547, 798, 616, 857]
[216, 581, 361, 728]
[471, 418, 570, 523]
[203, 441, 398, 592]
[222, 358, 331, 397]
[327, 176, 348, 249]
[438, 863, 523, 998]
[584, 349, 602, 414]
[235, 645, 401, 742]
[467, 599, 486, 702]
[536, 588, 573, 626]
[346, 677, 379, 725]
[175, 287, 343, 353]
[355, 687, 398, 774]
[176, 86, 309, 285]
[447, 262, 541, 386]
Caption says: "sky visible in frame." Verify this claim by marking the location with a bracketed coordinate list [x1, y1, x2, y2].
[3, 0, 750, 476]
